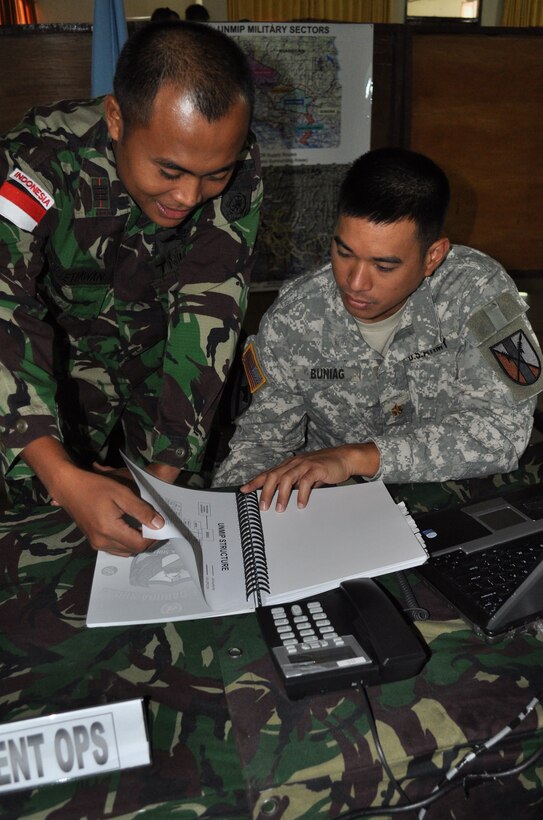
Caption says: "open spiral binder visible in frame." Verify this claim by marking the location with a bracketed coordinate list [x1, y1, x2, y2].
[236, 490, 271, 605]
[87, 457, 430, 627]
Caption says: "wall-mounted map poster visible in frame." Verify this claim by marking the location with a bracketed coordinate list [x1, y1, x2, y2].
[213, 23, 373, 285]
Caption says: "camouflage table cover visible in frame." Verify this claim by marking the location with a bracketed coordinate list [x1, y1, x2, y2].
[1, 447, 543, 819]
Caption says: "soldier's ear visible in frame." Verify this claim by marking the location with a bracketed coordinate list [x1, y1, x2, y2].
[423, 237, 450, 278]
[105, 95, 124, 142]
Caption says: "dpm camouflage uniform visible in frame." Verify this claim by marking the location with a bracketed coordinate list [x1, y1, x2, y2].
[0, 98, 263, 502]
[214, 245, 543, 487]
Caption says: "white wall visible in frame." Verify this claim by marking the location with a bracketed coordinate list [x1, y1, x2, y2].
[372, 0, 503, 25]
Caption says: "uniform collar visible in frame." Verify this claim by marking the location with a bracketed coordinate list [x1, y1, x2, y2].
[75, 107, 135, 221]
[394, 275, 443, 352]
[323, 267, 443, 359]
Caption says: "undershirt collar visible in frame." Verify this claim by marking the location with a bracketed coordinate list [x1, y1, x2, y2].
[354, 302, 409, 355]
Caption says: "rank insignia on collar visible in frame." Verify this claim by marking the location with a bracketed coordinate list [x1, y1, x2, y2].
[91, 178, 111, 213]
[490, 330, 541, 385]
[391, 403, 403, 417]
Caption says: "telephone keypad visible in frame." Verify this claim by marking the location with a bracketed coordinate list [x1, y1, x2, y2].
[257, 581, 429, 698]
[270, 603, 340, 648]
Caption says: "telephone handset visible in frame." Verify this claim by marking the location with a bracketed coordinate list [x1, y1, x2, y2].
[256, 578, 429, 699]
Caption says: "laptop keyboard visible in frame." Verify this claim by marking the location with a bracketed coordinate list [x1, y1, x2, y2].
[429, 534, 543, 617]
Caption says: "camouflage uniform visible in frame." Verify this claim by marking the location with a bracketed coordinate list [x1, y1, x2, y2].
[215, 245, 543, 487]
[0, 98, 263, 500]
[1, 477, 543, 818]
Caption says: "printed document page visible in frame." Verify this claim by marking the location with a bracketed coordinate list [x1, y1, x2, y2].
[87, 476, 253, 626]
[87, 460, 427, 626]
[259, 480, 427, 602]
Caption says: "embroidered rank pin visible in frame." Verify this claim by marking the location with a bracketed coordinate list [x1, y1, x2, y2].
[91, 178, 111, 213]
[490, 330, 541, 385]
[242, 342, 267, 394]
[0, 169, 54, 231]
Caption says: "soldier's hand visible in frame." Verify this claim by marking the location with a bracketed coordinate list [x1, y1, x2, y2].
[53, 466, 164, 556]
[22, 436, 164, 555]
[240, 443, 381, 512]
[92, 460, 180, 485]
[91, 461, 133, 485]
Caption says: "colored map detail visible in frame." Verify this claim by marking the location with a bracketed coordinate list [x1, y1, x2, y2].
[243, 37, 341, 152]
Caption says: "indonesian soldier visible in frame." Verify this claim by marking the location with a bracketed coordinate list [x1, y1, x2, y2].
[214, 148, 543, 512]
[0, 21, 263, 555]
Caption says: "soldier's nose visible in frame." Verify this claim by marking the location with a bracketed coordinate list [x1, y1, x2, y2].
[173, 177, 203, 209]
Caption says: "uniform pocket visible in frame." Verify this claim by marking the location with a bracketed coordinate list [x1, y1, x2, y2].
[405, 347, 456, 419]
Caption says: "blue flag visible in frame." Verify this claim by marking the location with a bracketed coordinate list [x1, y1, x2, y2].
[91, 0, 128, 97]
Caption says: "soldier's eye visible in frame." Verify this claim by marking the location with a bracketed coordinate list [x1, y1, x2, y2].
[207, 172, 230, 182]
[159, 169, 180, 181]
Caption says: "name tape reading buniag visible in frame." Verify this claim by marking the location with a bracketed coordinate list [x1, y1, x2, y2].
[0, 699, 150, 793]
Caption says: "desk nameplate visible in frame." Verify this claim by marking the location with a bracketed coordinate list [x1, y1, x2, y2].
[0, 699, 150, 793]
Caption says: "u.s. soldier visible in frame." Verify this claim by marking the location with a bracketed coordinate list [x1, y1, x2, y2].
[214, 148, 542, 511]
[0, 21, 263, 554]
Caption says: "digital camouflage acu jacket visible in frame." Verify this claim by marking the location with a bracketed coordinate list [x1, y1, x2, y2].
[0, 98, 263, 483]
[215, 246, 543, 487]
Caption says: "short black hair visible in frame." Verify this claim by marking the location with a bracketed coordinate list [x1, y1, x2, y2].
[113, 20, 254, 131]
[185, 3, 210, 21]
[338, 147, 450, 251]
[150, 7, 181, 21]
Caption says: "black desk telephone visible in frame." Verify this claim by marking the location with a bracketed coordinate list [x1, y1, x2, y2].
[256, 578, 429, 699]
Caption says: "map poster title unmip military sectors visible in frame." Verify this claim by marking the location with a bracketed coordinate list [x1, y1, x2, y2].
[214, 22, 374, 286]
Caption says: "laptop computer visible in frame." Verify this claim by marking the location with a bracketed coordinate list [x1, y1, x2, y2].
[412, 484, 543, 642]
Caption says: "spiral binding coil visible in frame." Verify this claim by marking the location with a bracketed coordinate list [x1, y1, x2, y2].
[236, 490, 270, 606]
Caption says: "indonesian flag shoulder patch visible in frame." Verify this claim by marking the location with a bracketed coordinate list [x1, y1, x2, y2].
[242, 342, 267, 394]
[0, 168, 54, 231]
[490, 329, 541, 386]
